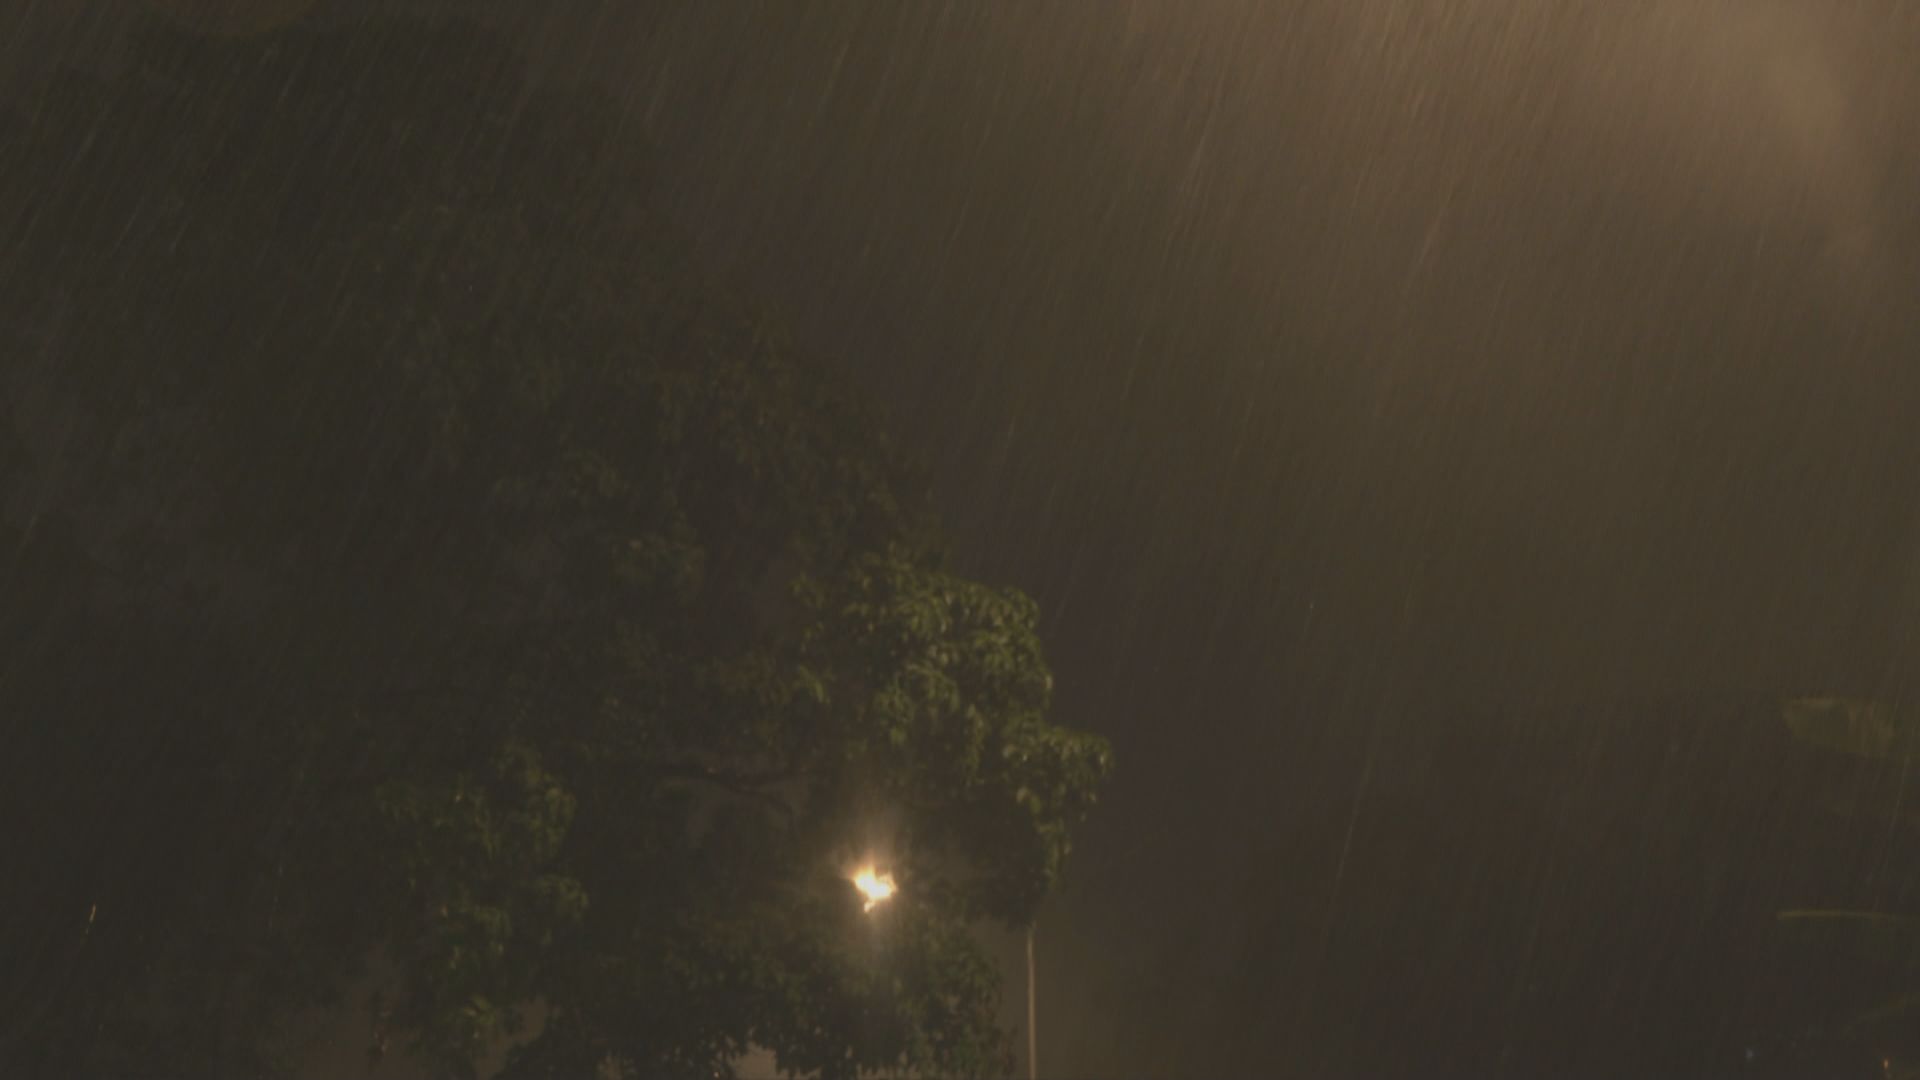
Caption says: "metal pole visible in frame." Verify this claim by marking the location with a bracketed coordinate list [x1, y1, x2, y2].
[1026, 923, 1037, 1080]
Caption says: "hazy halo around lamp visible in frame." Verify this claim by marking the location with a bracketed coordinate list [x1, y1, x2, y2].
[852, 866, 895, 912]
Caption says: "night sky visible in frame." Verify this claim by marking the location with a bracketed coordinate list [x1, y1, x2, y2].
[10, 2, 1920, 1076]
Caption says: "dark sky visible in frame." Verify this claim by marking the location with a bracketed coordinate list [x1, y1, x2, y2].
[553, 0, 1920, 710]
[577, 8, 1920, 1070]
[13, 2, 1920, 1075]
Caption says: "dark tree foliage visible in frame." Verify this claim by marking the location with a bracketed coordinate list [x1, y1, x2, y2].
[0, 18, 1110, 1079]
[1767, 699, 1920, 1076]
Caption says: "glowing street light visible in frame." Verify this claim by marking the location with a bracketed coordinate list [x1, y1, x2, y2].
[847, 864, 1037, 1079]
[852, 866, 895, 913]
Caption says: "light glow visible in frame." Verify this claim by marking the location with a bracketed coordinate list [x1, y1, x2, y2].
[852, 866, 896, 912]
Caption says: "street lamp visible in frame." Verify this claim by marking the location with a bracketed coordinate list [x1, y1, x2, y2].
[852, 865, 896, 913]
[849, 867, 1037, 1080]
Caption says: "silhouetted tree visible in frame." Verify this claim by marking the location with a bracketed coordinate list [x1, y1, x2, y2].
[0, 18, 1109, 1079]
[1767, 699, 1920, 1075]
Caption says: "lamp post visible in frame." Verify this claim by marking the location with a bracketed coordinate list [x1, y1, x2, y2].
[853, 867, 1037, 1079]
[1026, 923, 1038, 1080]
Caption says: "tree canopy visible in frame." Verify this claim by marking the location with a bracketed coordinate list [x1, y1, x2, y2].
[0, 17, 1109, 1079]
[1768, 698, 1920, 1073]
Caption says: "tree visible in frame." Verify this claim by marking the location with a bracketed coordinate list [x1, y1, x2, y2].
[1771, 698, 1920, 1074]
[0, 17, 1110, 1078]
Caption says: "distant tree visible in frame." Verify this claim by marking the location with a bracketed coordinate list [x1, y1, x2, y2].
[1771, 698, 1920, 1074]
[0, 18, 1109, 1079]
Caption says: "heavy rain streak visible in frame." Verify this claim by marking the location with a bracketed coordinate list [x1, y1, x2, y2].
[5, 2, 1920, 1078]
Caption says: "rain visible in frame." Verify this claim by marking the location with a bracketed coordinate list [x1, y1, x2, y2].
[6, 1, 1920, 1077]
